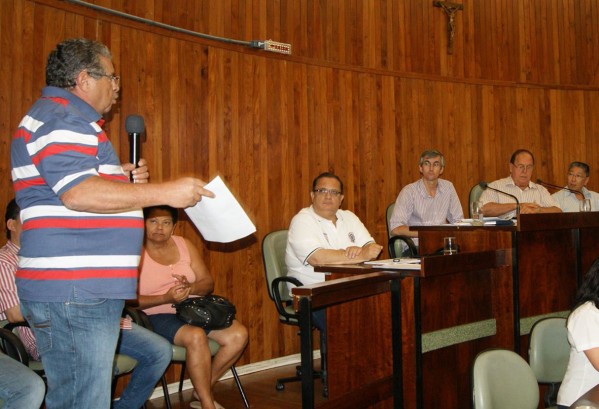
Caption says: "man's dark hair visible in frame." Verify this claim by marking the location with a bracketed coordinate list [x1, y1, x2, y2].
[510, 149, 535, 165]
[569, 161, 590, 177]
[143, 205, 179, 224]
[46, 38, 112, 88]
[5, 199, 19, 240]
[312, 172, 344, 194]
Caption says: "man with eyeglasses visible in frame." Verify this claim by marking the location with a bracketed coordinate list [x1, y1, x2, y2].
[389, 149, 463, 245]
[552, 161, 599, 212]
[285, 172, 382, 327]
[480, 149, 561, 218]
[10, 38, 214, 408]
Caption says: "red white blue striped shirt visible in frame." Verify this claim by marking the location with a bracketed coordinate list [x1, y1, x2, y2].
[11, 87, 143, 302]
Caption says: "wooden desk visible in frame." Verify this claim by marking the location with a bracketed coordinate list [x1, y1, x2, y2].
[414, 212, 599, 355]
[297, 249, 510, 409]
[293, 270, 403, 409]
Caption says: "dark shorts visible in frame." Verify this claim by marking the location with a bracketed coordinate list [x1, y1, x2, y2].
[147, 313, 209, 343]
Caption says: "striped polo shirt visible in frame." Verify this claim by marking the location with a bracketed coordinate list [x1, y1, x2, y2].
[10, 86, 143, 302]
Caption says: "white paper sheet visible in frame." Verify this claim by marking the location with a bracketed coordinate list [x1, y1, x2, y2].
[184, 176, 256, 243]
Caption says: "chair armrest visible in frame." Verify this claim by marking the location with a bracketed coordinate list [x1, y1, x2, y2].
[0, 327, 29, 366]
[388, 235, 418, 258]
[272, 276, 303, 321]
[123, 306, 154, 331]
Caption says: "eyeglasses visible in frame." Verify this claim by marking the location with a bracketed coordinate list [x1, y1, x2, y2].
[422, 160, 442, 168]
[88, 71, 120, 85]
[568, 172, 587, 180]
[514, 164, 534, 172]
[313, 188, 342, 197]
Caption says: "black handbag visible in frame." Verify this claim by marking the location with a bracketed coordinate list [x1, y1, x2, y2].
[174, 295, 236, 330]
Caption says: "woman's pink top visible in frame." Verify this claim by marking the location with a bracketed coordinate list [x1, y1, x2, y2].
[139, 235, 196, 315]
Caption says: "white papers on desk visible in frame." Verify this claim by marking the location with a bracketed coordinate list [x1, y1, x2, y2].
[364, 258, 421, 270]
[184, 176, 256, 243]
[455, 217, 515, 226]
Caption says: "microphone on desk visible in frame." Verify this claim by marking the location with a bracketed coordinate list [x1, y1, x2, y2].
[536, 179, 583, 195]
[478, 181, 520, 217]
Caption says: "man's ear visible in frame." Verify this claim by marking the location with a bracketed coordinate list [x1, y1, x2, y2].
[74, 70, 91, 91]
[6, 219, 16, 233]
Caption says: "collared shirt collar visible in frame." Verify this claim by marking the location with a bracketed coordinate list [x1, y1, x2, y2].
[507, 176, 536, 190]
[417, 178, 445, 197]
[308, 205, 343, 223]
[4, 240, 20, 254]
[563, 186, 590, 198]
[41, 86, 103, 125]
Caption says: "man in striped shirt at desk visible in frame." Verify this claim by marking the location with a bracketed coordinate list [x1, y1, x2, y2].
[388, 149, 464, 249]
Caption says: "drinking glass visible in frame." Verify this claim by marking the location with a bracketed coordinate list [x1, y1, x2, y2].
[580, 198, 592, 212]
[443, 237, 458, 255]
[470, 201, 484, 226]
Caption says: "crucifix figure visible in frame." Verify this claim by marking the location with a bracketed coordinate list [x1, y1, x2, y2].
[433, 1, 464, 54]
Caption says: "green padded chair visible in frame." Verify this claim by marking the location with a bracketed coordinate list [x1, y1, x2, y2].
[123, 306, 249, 409]
[528, 317, 570, 408]
[468, 183, 485, 218]
[261, 229, 328, 397]
[386, 202, 418, 258]
[472, 349, 539, 409]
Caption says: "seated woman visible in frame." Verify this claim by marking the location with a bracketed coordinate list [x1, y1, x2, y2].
[557, 257, 599, 409]
[138, 205, 248, 409]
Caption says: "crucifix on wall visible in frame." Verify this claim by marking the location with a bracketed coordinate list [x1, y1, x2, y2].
[433, 1, 464, 55]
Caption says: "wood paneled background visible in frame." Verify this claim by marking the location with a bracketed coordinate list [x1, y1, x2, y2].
[1, 0, 598, 378]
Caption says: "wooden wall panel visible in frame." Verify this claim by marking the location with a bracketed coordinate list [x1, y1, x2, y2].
[1, 0, 599, 384]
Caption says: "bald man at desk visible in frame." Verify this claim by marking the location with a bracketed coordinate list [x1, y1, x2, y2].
[480, 149, 562, 218]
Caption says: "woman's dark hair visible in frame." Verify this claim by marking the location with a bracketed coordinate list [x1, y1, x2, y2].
[143, 205, 179, 224]
[46, 38, 111, 89]
[572, 257, 599, 312]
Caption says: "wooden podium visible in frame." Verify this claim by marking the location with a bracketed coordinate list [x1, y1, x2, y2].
[294, 212, 599, 409]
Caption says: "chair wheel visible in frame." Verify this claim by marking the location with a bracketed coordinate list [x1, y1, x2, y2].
[276, 382, 285, 391]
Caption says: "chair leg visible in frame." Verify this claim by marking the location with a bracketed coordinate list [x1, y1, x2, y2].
[161, 375, 172, 409]
[230, 365, 250, 408]
[178, 362, 186, 393]
[320, 327, 328, 398]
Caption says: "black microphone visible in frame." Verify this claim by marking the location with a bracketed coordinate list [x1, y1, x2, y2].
[125, 115, 145, 182]
[536, 179, 582, 195]
[479, 181, 520, 217]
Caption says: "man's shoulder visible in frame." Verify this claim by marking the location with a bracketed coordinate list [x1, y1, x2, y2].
[552, 189, 567, 198]
[489, 176, 511, 185]
[289, 207, 317, 226]
[437, 178, 457, 190]
[337, 208, 360, 220]
[398, 179, 423, 197]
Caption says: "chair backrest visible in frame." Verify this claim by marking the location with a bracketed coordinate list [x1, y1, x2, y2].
[472, 349, 539, 409]
[386, 203, 395, 238]
[469, 184, 485, 217]
[262, 229, 304, 325]
[262, 229, 291, 302]
[385, 202, 418, 258]
[528, 317, 570, 383]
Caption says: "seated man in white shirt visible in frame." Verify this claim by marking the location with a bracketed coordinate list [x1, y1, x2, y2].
[552, 161, 599, 212]
[388, 150, 463, 249]
[480, 149, 562, 218]
[285, 172, 383, 329]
